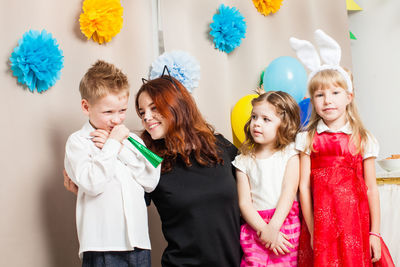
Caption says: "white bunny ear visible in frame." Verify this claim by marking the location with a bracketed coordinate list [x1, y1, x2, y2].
[314, 29, 341, 66]
[289, 37, 320, 72]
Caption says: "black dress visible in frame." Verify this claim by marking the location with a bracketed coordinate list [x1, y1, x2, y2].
[150, 135, 241, 267]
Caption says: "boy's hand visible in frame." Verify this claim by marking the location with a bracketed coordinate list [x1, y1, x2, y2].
[63, 169, 78, 195]
[370, 235, 381, 263]
[90, 129, 110, 149]
[109, 124, 129, 143]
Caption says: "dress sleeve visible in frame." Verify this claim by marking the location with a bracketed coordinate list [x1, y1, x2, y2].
[232, 154, 248, 174]
[363, 133, 379, 159]
[286, 142, 300, 159]
[295, 131, 310, 155]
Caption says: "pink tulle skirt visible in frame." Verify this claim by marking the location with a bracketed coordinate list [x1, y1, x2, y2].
[240, 201, 300, 267]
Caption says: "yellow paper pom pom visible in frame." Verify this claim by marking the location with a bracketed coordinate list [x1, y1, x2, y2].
[79, 0, 123, 44]
[252, 0, 283, 16]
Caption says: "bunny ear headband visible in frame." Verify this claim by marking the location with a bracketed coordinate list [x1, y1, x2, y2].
[290, 29, 353, 93]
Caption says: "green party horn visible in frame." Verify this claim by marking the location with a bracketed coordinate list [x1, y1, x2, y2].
[127, 136, 163, 168]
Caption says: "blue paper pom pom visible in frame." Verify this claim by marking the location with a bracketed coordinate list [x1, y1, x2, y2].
[10, 30, 64, 93]
[150, 50, 200, 93]
[209, 4, 247, 53]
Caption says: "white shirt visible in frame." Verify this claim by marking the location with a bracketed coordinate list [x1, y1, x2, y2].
[64, 122, 160, 258]
[232, 143, 298, 210]
[295, 120, 379, 159]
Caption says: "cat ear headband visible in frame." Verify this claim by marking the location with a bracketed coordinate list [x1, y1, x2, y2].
[289, 29, 353, 93]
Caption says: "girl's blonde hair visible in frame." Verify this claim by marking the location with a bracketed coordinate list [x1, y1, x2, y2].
[240, 90, 300, 155]
[305, 68, 369, 154]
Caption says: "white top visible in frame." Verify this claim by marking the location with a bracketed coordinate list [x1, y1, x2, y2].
[64, 122, 160, 258]
[295, 120, 379, 159]
[232, 143, 299, 210]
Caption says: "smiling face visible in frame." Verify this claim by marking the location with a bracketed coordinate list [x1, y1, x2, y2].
[82, 92, 128, 132]
[312, 84, 352, 129]
[137, 91, 169, 140]
[250, 101, 282, 150]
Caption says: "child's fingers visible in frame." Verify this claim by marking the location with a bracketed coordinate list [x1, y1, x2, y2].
[264, 242, 271, 249]
[276, 246, 286, 255]
[93, 142, 104, 149]
[272, 248, 279, 256]
[280, 232, 289, 240]
[91, 129, 109, 136]
[280, 243, 290, 254]
[92, 134, 107, 141]
[370, 236, 381, 263]
[90, 129, 109, 139]
[282, 238, 294, 249]
[371, 246, 381, 263]
[371, 252, 379, 263]
[92, 136, 106, 144]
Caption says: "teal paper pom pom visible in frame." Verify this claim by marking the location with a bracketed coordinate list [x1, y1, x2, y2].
[209, 4, 247, 53]
[10, 30, 64, 93]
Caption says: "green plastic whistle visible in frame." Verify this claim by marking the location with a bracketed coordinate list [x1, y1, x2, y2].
[127, 137, 163, 168]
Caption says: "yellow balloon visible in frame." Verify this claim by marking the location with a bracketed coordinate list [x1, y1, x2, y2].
[231, 94, 258, 148]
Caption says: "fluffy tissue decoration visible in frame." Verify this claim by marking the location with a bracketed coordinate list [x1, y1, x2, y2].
[252, 0, 283, 16]
[79, 0, 123, 44]
[150, 50, 200, 93]
[9, 30, 64, 93]
[209, 4, 246, 53]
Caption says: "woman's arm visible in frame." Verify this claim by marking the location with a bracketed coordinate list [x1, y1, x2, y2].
[363, 157, 381, 262]
[269, 155, 300, 232]
[299, 152, 314, 246]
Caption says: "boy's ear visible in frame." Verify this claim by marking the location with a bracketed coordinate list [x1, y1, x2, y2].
[81, 99, 90, 115]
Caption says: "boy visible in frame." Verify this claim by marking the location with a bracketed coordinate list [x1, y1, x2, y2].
[64, 60, 160, 266]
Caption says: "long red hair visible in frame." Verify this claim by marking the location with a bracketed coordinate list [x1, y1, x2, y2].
[135, 77, 223, 173]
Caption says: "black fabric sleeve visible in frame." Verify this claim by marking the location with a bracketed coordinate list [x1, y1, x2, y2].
[215, 134, 238, 179]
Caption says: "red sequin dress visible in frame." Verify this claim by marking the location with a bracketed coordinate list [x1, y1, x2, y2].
[298, 132, 372, 267]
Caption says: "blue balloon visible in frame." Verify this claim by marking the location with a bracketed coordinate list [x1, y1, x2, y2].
[263, 56, 307, 103]
[299, 98, 311, 128]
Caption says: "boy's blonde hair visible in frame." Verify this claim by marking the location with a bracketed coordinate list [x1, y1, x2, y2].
[240, 90, 300, 155]
[79, 60, 129, 103]
[306, 68, 369, 154]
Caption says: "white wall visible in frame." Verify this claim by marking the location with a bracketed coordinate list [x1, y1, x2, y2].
[348, 2, 400, 264]
[348, 0, 400, 165]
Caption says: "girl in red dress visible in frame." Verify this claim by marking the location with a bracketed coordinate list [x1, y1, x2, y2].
[291, 30, 382, 266]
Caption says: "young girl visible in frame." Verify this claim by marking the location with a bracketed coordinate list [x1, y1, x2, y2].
[233, 90, 301, 266]
[291, 29, 382, 266]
